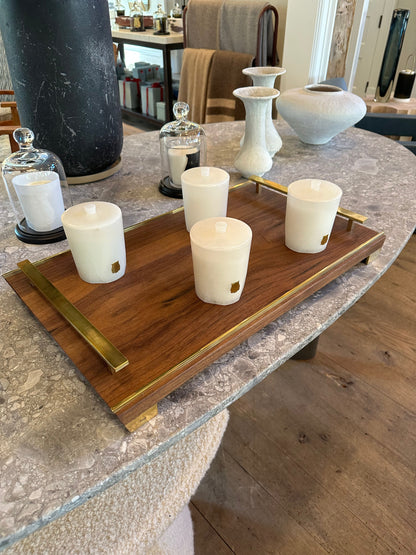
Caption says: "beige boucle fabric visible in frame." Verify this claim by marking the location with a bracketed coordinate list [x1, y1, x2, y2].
[147, 504, 193, 555]
[5, 409, 229, 555]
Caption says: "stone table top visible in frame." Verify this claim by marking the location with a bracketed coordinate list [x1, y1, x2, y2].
[0, 120, 415, 550]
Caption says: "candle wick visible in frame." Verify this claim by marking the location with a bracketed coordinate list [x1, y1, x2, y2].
[311, 180, 321, 191]
[201, 167, 210, 177]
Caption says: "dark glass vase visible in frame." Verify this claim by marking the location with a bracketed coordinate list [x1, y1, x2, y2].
[0, 0, 123, 179]
[375, 9, 410, 102]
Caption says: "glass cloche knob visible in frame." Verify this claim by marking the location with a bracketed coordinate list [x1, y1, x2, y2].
[13, 127, 35, 148]
[173, 102, 189, 120]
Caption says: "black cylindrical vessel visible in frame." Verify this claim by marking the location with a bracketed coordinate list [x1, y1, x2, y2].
[0, 0, 123, 178]
[375, 9, 410, 102]
[394, 70, 416, 101]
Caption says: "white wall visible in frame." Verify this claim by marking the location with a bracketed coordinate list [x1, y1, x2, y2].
[280, 0, 338, 91]
[281, 0, 319, 90]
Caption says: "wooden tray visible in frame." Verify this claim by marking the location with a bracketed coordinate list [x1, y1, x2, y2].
[4, 181, 385, 431]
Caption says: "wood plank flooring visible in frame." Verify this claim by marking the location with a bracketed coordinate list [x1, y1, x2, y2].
[190, 234, 416, 555]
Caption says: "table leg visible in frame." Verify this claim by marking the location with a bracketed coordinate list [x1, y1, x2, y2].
[291, 336, 320, 360]
[162, 46, 174, 122]
[118, 42, 126, 66]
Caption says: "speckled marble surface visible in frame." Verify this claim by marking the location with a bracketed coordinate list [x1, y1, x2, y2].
[0, 121, 415, 550]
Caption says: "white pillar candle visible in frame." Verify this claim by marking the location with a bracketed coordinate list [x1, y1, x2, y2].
[168, 146, 200, 186]
[181, 166, 229, 231]
[190, 217, 252, 305]
[61, 201, 126, 284]
[12, 170, 64, 232]
[285, 179, 342, 253]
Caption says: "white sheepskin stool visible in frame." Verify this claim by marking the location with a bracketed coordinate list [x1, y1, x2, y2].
[5, 409, 229, 555]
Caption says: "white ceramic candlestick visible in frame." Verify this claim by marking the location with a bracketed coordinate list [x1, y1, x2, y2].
[61, 201, 126, 283]
[190, 217, 252, 305]
[12, 170, 64, 232]
[168, 146, 199, 186]
[285, 179, 342, 253]
[242, 66, 286, 156]
[181, 166, 229, 231]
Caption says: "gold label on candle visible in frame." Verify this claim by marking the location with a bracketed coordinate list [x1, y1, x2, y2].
[112, 261, 121, 273]
[321, 234, 329, 245]
[230, 281, 240, 293]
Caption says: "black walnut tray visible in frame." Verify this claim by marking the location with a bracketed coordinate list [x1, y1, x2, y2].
[4, 181, 385, 431]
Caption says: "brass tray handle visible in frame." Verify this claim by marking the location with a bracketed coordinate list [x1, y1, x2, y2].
[17, 260, 129, 374]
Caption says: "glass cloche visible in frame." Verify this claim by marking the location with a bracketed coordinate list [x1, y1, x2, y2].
[1, 128, 71, 244]
[129, 1, 145, 31]
[153, 3, 169, 34]
[115, 0, 125, 16]
[172, 2, 182, 19]
[172, 3, 182, 18]
[159, 102, 206, 198]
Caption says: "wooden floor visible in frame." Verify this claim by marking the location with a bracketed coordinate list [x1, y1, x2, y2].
[190, 234, 416, 554]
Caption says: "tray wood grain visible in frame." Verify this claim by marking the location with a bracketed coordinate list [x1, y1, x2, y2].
[4, 182, 385, 431]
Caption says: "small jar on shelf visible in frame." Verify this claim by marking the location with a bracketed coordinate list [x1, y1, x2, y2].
[129, 1, 145, 31]
[172, 3, 182, 17]
[153, 3, 169, 35]
[115, 0, 125, 16]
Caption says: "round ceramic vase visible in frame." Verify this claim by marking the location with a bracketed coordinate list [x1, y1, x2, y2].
[242, 66, 286, 156]
[233, 86, 280, 178]
[276, 84, 366, 145]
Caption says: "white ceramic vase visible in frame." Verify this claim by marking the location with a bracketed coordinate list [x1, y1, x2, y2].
[241, 66, 286, 156]
[276, 84, 367, 145]
[233, 86, 279, 178]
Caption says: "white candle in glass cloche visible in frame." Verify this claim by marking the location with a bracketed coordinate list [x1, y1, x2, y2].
[12, 170, 65, 232]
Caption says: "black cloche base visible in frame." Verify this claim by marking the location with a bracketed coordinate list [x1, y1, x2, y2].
[159, 176, 183, 199]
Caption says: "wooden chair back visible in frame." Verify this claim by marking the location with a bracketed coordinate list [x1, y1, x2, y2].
[0, 90, 21, 153]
